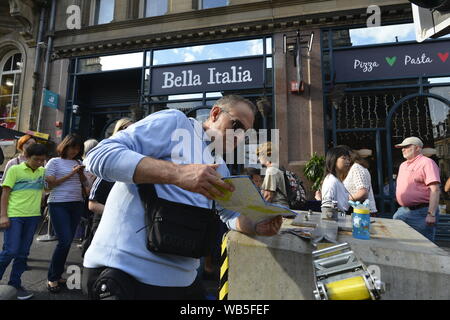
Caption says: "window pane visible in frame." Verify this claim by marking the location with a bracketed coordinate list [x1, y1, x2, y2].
[266, 57, 272, 86]
[0, 96, 12, 119]
[145, 0, 167, 17]
[153, 39, 265, 65]
[206, 92, 222, 98]
[0, 74, 14, 96]
[96, 0, 114, 25]
[201, 0, 228, 9]
[168, 93, 203, 101]
[78, 52, 143, 73]
[12, 53, 22, 71]
[427, 76, 450, 84]
[13, 74, 21, 95]
[265, 38, 272, 54]
[3, 56, 12, 72]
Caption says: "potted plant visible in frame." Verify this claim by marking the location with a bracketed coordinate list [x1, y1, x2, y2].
[303, 152, 325, 192]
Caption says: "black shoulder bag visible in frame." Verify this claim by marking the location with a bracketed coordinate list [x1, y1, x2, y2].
[137, 183, 220, 258]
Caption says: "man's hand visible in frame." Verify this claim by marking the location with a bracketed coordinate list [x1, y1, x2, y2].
[255, 216, 283, 236]
[0, 216, 10, 229]
[426, 214, 436, 226]
[176, 164, 235, 200]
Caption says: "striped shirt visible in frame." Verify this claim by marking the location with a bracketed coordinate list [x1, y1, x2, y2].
[2, 162, 45, 217]
[45, 157, 84, 203]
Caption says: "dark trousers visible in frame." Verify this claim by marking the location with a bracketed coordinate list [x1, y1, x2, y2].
[47, 201, 83, 282]
[82, 267, 205, 300]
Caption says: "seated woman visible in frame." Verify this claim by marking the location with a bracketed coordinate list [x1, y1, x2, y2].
[257, 142, 289, 207]
[321, 145, 352, 213]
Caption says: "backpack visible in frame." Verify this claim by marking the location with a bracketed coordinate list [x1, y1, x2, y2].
[281, 168, 307, 210]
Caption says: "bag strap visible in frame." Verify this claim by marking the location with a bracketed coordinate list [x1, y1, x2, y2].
[137, 183, 216, 210]
[135, 183, 216, 234]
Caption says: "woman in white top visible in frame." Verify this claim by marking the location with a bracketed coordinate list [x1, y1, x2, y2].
[321, 145, 352, 213]
[344, 151, 377, 215]
[45, 133, 88, 293]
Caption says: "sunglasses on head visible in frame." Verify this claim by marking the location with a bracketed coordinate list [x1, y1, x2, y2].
[220, 108, 246, 131]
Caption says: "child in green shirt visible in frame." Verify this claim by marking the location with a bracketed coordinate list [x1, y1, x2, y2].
[0, 143, 47, 300]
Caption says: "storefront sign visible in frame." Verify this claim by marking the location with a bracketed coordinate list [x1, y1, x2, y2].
[43, 89, 59, 109]
[151, 57, 264, 95]
[334, 40, 450, 82]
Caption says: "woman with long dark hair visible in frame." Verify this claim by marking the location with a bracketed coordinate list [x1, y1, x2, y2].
[44, 133, 87, 293]
[321, 145, 352, 213]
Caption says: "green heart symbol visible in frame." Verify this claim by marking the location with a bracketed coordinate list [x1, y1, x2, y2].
[385, 56, 397, 66]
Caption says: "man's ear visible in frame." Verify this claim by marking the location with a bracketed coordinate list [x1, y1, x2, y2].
[210, 105, 221, 122]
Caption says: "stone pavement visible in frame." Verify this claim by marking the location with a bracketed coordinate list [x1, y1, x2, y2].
[0, 218, 219, 300]
[0, 226, 86, 300]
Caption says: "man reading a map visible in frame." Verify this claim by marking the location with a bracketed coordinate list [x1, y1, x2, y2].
[82, 95, 282, 300]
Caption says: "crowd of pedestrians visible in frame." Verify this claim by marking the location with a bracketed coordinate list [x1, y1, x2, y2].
[0, 94, 448, 300]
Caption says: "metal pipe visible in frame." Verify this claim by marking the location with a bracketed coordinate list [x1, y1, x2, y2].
[37, 0, 57, 132]
[30, 6, 46, 126]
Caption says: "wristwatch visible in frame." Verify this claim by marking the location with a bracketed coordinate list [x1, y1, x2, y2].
[427, 211, 435, 217]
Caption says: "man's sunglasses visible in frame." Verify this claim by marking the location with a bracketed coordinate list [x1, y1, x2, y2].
[220, 108, 246, 131]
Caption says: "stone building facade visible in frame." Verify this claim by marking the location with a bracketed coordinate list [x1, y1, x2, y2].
[7, 0, 449, 213]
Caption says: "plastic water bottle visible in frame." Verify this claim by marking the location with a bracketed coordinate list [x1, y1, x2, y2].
[352, 207, 370, 240]
[349, 200, 371, 240]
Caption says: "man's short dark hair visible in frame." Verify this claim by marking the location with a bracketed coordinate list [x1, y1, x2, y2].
[25, 143, 47, 158]
[216, 95, 256, 115]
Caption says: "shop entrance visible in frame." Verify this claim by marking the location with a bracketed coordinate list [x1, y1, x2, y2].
[69, 68, 141, 140]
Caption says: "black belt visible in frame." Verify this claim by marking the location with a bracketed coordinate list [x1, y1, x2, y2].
[407, 203, 428, 211]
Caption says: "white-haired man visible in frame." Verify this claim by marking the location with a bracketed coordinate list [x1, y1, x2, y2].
[393, 136, 440, 241]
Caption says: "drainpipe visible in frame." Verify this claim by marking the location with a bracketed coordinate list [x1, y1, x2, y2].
[30, 5, 46, 128]
[37, 0, 57, 132]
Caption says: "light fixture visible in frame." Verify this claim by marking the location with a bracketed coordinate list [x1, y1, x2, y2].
[5, 79, 14, 87]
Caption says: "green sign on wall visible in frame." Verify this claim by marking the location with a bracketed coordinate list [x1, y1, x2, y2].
[43, 89, 59, 109]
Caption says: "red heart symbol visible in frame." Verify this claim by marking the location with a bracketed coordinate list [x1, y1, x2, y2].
[438, 52, 449, 62]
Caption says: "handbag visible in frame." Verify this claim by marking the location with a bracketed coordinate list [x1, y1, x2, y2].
[137, 183, 220, 258]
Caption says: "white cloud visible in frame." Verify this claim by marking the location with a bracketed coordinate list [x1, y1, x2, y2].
[248, 39, 263, 55]
[191, 45, 205, 54]
[99, 52, 143, 70]
[183, 52, 196, 62]
[350, 24, 415, 45]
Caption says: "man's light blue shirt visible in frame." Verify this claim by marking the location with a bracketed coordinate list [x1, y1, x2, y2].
[83, 109, 239, 287]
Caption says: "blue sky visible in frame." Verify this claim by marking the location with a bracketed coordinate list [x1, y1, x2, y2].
[349, 23, 416, 46]
[350, 22, 450, 46]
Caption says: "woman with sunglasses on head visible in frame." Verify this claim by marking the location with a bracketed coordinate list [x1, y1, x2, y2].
[321, 145, 352, 214]
[44, 133, 88, 293]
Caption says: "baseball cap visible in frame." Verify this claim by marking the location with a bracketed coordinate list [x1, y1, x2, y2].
[395, 136, 423, 148]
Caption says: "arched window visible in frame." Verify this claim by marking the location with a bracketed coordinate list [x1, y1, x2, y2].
[0, 51, 23, 130]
